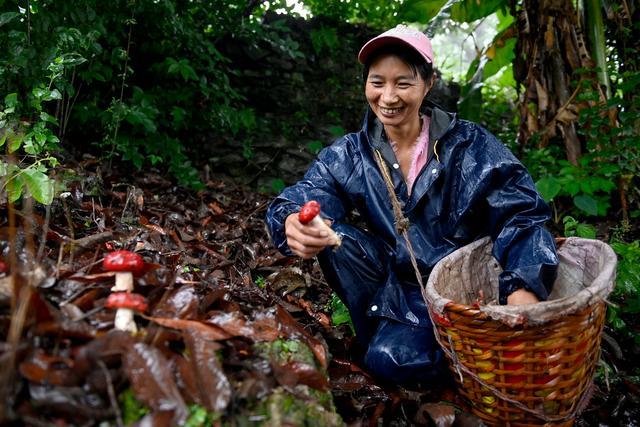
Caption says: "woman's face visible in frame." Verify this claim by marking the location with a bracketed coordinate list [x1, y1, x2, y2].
[365, 54, 430, 129]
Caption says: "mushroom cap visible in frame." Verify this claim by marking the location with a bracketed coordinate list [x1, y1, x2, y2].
[102, 250, 144, 273]
[0, 260, 8, 274]
[298, 200, 321, 224]
[105, 292, 148, 312]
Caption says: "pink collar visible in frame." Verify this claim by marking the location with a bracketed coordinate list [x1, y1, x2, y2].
[389, 115, 431, 195]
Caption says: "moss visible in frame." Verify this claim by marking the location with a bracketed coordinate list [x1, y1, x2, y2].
[253, 338, 318, 367]
[234, 387, 344, 427]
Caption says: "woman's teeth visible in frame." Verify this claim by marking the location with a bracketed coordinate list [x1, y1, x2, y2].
[380, 107, 402, 115]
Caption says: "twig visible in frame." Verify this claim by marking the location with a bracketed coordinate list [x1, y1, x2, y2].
[108, 7, 136, 166]
[68, 231, 113, 256]
[98, 360, 124, 427]
[36, 204, 51, 261]
[247, 148, 282, 185]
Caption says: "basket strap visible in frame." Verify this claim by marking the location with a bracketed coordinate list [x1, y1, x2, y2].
[373, 148, 587, 423]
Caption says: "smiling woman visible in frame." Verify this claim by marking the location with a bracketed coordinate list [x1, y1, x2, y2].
[266, 24, 558, 388]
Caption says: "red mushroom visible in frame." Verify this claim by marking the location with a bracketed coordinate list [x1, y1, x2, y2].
[298, 200, 341, 247]
[105, 292, 147, 333]
[102, 250, 144, 292]
[0, 260, 8, 275]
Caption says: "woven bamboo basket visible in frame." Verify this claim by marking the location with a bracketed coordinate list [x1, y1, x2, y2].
[422, 237, 617, 426]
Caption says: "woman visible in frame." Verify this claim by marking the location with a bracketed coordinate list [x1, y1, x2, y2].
[265, 25, 558, 387]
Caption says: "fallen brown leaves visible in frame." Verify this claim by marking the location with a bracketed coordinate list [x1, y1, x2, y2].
[0, 167, 466, 426]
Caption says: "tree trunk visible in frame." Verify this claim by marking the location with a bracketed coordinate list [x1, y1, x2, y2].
[510, 0, 606, 164]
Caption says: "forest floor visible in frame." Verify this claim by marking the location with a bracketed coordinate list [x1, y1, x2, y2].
[0, 160, 638, 426]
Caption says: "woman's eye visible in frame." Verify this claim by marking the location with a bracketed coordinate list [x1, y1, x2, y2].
[370, 82, 383, 87]
[398, 83, 411, 89]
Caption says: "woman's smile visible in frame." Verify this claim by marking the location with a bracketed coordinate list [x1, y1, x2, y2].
[379, 106, 405, 116]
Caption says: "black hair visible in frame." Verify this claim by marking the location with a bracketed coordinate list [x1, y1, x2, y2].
[362, 43, 434, 85]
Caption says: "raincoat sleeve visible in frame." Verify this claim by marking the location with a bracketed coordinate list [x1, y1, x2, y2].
[477, 132, 559, 304]
[265, 138, 356, 256]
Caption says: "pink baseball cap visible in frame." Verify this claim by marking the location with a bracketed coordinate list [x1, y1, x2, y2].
[358, 24, 434, 66]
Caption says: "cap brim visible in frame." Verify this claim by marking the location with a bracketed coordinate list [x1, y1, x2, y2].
[358, 36, 432, 65]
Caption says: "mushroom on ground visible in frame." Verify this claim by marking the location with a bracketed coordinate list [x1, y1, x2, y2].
[299, 200, 341, 247]
[0, 260, 8, 275]
[102, 250, 144, 292]
[105, 292, 148, 333]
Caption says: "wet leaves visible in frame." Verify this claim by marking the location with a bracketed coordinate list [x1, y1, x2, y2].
[2, 168, 628, 426]
[123, 342, 189, 423]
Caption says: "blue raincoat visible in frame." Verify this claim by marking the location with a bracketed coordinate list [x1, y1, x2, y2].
[265, 103, 558, 386]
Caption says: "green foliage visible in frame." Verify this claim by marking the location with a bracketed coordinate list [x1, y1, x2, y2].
[119, 388, 220, 426]
[562, 216, 596, 239]
[608, 240, 640, 345]
[255, 275, 267, 289]
[119, 388, 150, 424]
[0, 0, 295, 190]
[310, 27, 339, 55]
[270, 178, 286, 194]
[301, 0, 404, 29]
[534, 161, 616, 217]
[458, 12, 516, 122]
[306, 140, 324, 155]
[255, 338, 317, 367]
[396, 0, 448, 24]
[523, 62, 640, 220]
[0, 51, 67, 205]
[328, 292, 354, 334]
[450, 0, 507, 23]
[184, 404, 222, 427]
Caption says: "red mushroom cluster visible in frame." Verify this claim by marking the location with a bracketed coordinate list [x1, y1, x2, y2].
[102, 250, 147, 333]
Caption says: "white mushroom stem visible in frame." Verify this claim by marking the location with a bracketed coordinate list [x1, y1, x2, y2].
[310, 216, 341, 247]
[111, 272, 134, 292]
[114, 308, 138, 333]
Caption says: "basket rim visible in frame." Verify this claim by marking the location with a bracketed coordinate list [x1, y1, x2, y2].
[423, 236, 617, 327]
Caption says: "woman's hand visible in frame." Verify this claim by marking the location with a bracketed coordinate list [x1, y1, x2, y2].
[507, 288, 539, 305]
[285, 213, 338, 259]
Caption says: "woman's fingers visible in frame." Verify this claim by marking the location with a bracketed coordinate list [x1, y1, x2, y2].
[285, 213, 336, 258]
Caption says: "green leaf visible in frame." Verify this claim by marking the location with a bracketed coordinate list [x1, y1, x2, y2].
[396, 0, 449, 24]
[34, 131, 47, 146]
[563, 180, 580, 196]
[49, 89, 62, 100]
[0, 12, 20, 27]
[483, 37, 516, 81]
[495, 8, 515, 33]
[40, 112, 58, 125]
[536, 177, 561, 201]
[575, 223, 596, 239]
[119, 388, 149, 425]
[0, 130, 8, 147]
[171, 106, 187, 126]
[329, 125, 345, 137]
[23, 168, 55, 205]
[4, 93, 18, 109]
[270, 178, 285, 194]
[6, 174, 24, 203]
[7, 132, 24, 153]
[179, 64, 198, 81]
[458, 76, 484, 122]
[574, 195, 598, 216]
[450, 0, 506, 22]
[306, 140, 323, 154]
